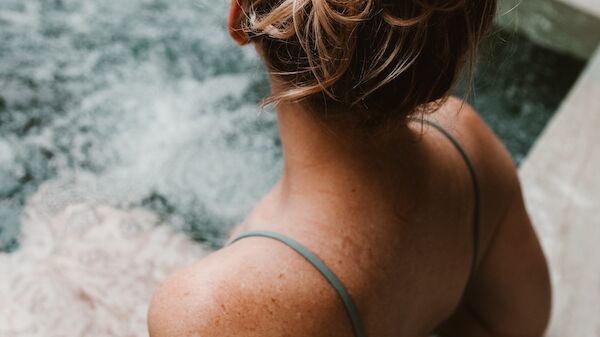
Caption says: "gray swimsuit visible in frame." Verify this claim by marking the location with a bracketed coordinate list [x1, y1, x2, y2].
[229, 119, 481, 337]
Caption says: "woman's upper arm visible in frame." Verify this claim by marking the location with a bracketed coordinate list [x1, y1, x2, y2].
[437, 101, 552, 336]
[463, 181, 551, 336]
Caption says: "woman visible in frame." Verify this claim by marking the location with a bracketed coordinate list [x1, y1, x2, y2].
[148, 0, 551, 336]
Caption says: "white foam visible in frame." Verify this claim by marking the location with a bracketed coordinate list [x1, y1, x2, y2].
[0, 179, 209, 337]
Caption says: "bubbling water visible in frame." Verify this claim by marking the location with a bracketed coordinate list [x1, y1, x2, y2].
[0, 0, 280, 250]
[0, 0, 585, 251]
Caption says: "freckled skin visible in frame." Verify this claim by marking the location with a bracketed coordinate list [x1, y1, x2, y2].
[148, 98, 551, 337]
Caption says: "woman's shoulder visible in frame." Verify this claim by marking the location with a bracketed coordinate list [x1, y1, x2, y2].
[148, 238, 353, 337]
[426, 96, 520, 199]
[429, 96, 523, 262]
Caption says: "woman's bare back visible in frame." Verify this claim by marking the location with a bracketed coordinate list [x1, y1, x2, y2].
[148, 98, 551, 337]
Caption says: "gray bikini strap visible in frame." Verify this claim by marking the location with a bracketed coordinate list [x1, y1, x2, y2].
[229, 230, 366, 337]
[419, 118, 481, 275]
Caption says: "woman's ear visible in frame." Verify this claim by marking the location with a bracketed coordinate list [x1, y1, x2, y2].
[228, 0, 249, 46]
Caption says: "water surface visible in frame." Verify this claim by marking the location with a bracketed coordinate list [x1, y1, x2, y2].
[0, 0, 586, 252]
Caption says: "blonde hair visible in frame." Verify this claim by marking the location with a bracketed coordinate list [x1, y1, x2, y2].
[240, 0, 497, 124]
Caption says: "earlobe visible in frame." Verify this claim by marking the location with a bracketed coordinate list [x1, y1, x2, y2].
[228, 0, 250, 46]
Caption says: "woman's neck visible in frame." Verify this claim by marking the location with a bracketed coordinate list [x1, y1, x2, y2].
[273, 98, 423, 212]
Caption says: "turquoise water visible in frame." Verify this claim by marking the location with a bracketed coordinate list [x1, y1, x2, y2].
[0, 0, 585, 252]
[467, 29, 585, 162]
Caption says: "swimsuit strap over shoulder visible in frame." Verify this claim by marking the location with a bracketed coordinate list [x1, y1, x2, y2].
[229, 230, 366, 337]
[228, 118, 481, 337]
[419, 118, 481, 275]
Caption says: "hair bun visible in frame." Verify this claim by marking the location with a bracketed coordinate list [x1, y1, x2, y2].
[241, 0, 496, 124]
